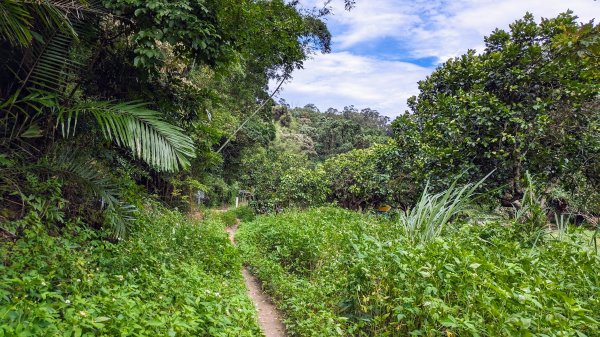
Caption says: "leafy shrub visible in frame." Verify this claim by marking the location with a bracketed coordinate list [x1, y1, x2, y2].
[219, 210, 238, 226]
[323, 147, 390, 210]
[232, 206, 256, 223]
[0, 205, 261, 336]
[278, 167, 329, 208]
[240, 145, 311, 214]
[238, 207, 600, 337]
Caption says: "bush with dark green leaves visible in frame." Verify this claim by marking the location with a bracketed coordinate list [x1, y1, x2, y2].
[238, 207, 600, 337]
[322, 145, 392, 210]
[278, 167, 330, 208]
[219, 210, 239, 227]
[390, 12, 600, 211]
[0, 206, 261, 336]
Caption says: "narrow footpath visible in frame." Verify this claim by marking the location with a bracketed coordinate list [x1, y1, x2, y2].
[226, 221, 287, 337]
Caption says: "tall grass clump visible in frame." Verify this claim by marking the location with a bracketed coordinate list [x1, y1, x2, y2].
[512, 173, 581, 247]
[400, 174, 489, 245]
[513, 173, 549, 235]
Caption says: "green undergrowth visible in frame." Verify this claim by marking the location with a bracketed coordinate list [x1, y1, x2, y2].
[0, 205, 261, 336]
[237, 207, 600, 337]
[218, 206, 256, 225]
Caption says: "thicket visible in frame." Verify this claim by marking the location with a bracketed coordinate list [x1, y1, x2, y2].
[0, 0, 338, 237]
[1, 205, 261, 336]
[237, 207, 600, 337]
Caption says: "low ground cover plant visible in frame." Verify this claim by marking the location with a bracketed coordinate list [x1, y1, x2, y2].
[237, 207, 600, 336]
[219, 209, 239, 227]
[0, 205, 261, 336]
[222, 206, 256, 224]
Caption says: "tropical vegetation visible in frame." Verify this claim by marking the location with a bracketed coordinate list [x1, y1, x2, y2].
[1, 2, 599, 337]
[1, 204, 261, 336]
[238, 207, 600, 337]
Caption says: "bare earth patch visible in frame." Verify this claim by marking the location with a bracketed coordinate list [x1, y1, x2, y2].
[227, 221, 287, 337]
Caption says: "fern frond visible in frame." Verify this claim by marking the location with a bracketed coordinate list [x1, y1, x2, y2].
[59, 101, 196, 172]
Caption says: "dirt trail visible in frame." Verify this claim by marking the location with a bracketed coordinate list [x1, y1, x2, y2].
[227, 221, 287, 337]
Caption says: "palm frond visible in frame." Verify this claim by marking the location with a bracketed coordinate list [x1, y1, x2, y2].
[6, 0, 103, 98]
[52, 149, 120, 207]
[0, 0, 34, 47]
[41, 0, 108, 17]
[27, 0, 79, 40]
[25, 30, 81, 94]
[58, 101, 196, 172]
[0, 0, 83, 48]
[103, 203, 136, 239]
[1, 90, 57, 141]
[47, 147, 136, 238]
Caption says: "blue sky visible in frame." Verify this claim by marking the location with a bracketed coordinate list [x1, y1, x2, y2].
[276, 0, 598, 117]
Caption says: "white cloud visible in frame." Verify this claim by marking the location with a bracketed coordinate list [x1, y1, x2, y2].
[329, 0, 598, 61]
[281, 0, 599, 117]
[412, 0, 597, 60]
[275, 52, 432, 117]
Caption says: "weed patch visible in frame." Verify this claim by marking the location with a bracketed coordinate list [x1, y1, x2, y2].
[0, 206, 261, 336]
[238, 207, 600, 336]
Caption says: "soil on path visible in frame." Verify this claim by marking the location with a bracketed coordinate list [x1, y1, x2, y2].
[227, 221, 287, 337]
